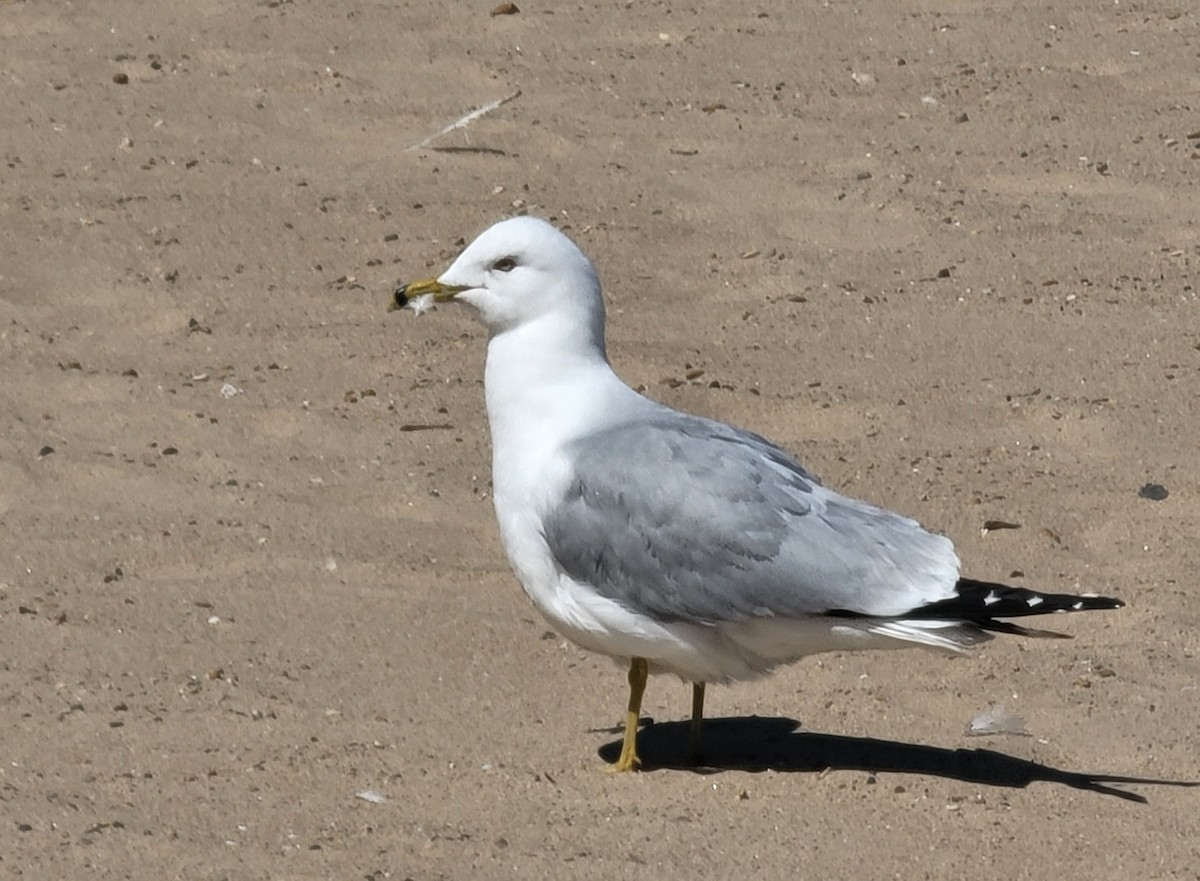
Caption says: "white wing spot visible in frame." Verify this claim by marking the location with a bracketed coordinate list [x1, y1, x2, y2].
[1026, 595, 1043, 607]
[1072, 601, 1084, 610]
[983, 591, 1000, 606]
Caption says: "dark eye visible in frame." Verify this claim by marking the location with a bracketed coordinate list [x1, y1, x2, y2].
[492, 256, 517, 273]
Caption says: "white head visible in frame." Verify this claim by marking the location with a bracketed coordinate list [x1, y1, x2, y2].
[396, 217, 606, 350]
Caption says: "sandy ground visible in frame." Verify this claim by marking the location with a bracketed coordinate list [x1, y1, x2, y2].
[3, 0, 1199, 878]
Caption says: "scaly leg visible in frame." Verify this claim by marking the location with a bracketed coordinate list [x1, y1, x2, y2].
[690, 681, 705, 764]
[611, 657, 648, 772]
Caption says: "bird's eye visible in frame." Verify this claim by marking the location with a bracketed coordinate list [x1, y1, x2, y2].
[492, 257, 517, 273]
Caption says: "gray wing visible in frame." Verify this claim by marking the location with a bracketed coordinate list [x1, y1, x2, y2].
[542, 414, 959, 624]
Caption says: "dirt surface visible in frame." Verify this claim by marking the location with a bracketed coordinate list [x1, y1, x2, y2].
[3, 0, 1199, 878]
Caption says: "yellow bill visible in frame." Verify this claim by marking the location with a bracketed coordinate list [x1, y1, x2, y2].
[390, 278, 469, 312]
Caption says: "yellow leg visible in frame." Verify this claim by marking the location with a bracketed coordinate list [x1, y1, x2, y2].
[690, 682, 705, 763]
[611, 657, 648, 772]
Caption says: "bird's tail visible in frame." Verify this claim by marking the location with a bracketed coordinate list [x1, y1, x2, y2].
[834, 578, 1124, 651]
[904, 577, 1124, 637]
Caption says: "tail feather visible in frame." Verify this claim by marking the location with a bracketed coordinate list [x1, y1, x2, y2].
[970, 618, 1073, 639]
[909, 577, 1124, 626]
[825, 577, 1123, 649]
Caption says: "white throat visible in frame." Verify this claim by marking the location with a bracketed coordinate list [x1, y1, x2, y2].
[484, 313, 630, 459]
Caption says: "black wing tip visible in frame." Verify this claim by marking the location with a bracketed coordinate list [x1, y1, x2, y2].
[1065, 594, 1125, 611]
[910, 578, 1127, 623]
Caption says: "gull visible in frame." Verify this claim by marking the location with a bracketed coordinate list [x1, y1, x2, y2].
[392, 216, 1123, 772]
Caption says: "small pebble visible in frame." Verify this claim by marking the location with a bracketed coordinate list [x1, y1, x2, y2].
[1138, 483, 1169, 501]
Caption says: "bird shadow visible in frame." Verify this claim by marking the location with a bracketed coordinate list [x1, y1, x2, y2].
[597, 716, 1197, 803]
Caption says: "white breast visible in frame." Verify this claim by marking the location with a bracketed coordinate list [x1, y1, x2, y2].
[482, 321, 655, 642]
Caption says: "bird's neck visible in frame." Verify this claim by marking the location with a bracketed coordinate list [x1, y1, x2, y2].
[483, 314, 638, 457]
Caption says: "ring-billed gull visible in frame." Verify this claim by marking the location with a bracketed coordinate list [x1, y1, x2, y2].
[392, 216, 1123, 772]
